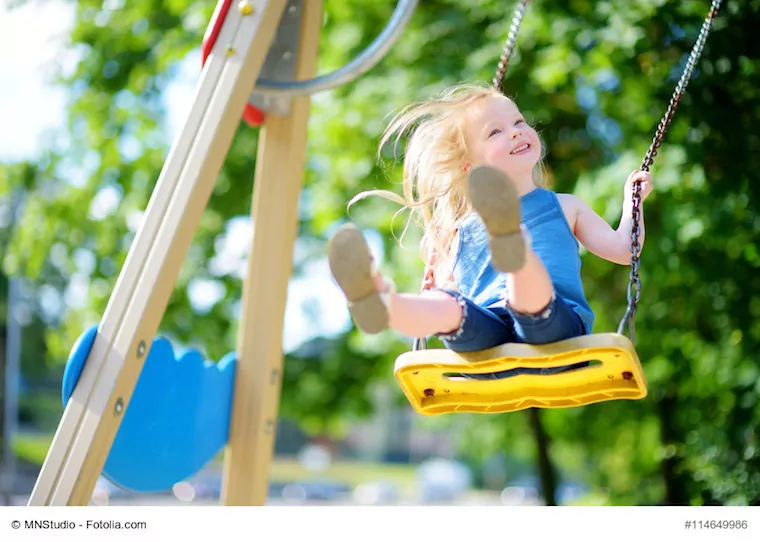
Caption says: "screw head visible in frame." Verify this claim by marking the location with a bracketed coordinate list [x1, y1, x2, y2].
[270, 369, 279, 385]
[114, 398, 124, 416]
[264, 420, 274, 434]
[137, 341, 146, 358]
[238, 1, 254, 15]
[225, 45, 235, 56]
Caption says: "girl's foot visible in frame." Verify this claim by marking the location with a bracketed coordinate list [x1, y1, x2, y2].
[327, 224, 393, 334]
[467, 165, 527, 273]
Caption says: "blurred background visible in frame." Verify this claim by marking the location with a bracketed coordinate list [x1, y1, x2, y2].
[0, 0, 758, 506]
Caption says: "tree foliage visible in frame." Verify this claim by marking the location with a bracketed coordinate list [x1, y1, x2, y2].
[2, 0, 759, 504]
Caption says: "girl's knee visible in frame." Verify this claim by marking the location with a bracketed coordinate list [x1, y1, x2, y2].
[422, 288, 460, 302]
[426, 289, 467, 336]
[510, 295, 585, 344]
[506, 292, 555, 319]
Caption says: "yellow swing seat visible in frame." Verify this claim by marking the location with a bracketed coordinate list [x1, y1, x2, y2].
[393, 333, 647, 416]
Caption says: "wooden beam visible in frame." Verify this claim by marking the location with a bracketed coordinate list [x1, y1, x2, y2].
[28, 0, 287, 506]
[221, 0, 324, 506]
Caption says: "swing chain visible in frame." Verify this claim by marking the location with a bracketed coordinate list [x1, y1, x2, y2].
[617, 0, 723, 341]
[493, 0, 532, 91]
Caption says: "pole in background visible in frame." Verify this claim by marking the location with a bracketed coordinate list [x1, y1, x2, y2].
[1, 189, 24, 505]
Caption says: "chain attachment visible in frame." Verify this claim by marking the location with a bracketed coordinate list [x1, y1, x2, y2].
[493, 0, 532, 92]
[617, 0, 723, 342]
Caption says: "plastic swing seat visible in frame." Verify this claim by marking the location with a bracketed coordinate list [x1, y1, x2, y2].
[393, 333, 647, 416]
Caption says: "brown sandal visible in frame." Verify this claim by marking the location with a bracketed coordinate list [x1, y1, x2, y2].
[327, 224, 393, 334]
[467, 165, 527, 273]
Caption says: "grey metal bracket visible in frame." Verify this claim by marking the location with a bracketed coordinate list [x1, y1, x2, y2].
[248, 0, 418, 115]
[247, 0, 303, 116]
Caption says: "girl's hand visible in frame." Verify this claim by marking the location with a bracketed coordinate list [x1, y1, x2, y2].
[421, 254, 455, 291]
[624, 170, 654, 203]
[421, 263, 436, 291]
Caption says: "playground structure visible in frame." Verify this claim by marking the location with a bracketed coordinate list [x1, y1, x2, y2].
[29, 0, 418, 506]
[25, 0, 721, 506]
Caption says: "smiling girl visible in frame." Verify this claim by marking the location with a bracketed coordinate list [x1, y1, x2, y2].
[327, 83, 653, 361]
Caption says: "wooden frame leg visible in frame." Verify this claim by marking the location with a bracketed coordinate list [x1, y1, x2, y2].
[221, 0, 324, 506]
[28, 0, 288, 506]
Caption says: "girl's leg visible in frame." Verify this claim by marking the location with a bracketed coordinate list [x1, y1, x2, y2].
[505, 248, 554, 314]
[327, 224, 462, 336]
[469, 166, 588, 356]
[468, 165, 553, 313]
[387, 290, 463, 338]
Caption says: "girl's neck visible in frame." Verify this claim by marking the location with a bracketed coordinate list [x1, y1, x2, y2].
[511, 171, 538, 197]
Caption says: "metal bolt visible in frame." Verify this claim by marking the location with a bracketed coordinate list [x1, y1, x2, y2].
[137, 341, 146, 358]
[114, 398, 124, 416]
[270, 369, 279, 385]
[288, 3, 298, 14]
[264, 420, 274, 434]
[238, 1, 254, 15]
[282, 50, 292, 60]
[225, 45, 235, 56]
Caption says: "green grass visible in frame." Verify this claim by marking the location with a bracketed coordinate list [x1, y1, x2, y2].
[268, 458, 417, 488]
[13, 432, 417, 489]
[566, 491, 609, 505]
[13, 432, 53, 466]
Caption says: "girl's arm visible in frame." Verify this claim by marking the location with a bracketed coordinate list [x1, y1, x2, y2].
[572, 170, 653, 265]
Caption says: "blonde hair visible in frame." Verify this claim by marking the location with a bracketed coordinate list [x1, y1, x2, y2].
[350, 82, 545, 270]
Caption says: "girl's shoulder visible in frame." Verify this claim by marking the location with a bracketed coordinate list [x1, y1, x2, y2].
[555, 192, 583, 210]
[554, 192, 585, 231]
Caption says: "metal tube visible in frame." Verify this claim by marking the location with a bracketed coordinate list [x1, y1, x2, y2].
[253, 0, 418, 96]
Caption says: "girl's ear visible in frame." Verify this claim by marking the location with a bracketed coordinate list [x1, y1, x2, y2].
[463, 163, 470, 173]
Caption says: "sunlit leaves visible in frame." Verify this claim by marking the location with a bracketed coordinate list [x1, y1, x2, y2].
[1, 0, 759, 503]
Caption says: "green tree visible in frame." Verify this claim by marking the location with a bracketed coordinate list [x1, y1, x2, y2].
[3, 0, 759, 505]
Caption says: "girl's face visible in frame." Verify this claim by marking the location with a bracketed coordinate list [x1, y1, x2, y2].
[464, 96, 541, 177]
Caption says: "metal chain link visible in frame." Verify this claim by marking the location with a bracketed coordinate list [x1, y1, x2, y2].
[617, 0, 723, 342]
[493, 0, 532, 91]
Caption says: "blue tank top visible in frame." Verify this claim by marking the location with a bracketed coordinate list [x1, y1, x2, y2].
[451, 188, 594, 334]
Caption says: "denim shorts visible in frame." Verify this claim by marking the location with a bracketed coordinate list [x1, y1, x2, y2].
[434, 289, 590, 379]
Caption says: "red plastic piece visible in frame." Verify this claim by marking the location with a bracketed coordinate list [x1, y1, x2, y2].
[201, 0, 233, 66]
[201, 0, 266, 127]
[243, 104, 266, 125]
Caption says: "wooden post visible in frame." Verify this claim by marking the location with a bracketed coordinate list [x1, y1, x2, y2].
[221, 0, 324, 506]
[27, 0, 287, 505]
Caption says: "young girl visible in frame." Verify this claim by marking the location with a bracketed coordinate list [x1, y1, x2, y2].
[327, 83, 653, 363]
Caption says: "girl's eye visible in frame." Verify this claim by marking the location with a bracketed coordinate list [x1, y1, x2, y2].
[515, 119, 525, 125]
[489, 128, 502, 137]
